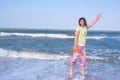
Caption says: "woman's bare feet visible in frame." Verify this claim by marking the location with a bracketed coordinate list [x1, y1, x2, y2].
[81, 67, 85, 76]
[70, 66, 74, 76]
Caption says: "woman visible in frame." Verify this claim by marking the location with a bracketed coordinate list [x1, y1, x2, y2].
[70, 13, 102, 76]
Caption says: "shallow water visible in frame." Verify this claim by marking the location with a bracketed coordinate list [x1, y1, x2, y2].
[0, 29, 120, 80]
[0, 57, 119, 80]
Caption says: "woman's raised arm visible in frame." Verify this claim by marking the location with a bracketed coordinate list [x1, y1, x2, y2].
[87, 13, 102, 29]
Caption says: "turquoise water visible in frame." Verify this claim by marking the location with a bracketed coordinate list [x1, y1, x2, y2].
[0, 28, 120, 80]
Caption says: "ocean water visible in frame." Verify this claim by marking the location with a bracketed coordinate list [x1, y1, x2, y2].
[0, 28, 120, 80]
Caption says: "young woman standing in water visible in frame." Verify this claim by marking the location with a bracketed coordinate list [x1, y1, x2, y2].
[70, 13, 102, 77]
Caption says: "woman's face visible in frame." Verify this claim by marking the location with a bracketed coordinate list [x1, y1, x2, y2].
[80, 19, 85, 26]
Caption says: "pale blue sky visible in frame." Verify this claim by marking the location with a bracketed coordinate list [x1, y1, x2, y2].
[0, 0, 120, 31]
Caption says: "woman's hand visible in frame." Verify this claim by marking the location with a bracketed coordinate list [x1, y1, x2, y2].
[96, 13, 102, 20]
[74, 45, 77, 49]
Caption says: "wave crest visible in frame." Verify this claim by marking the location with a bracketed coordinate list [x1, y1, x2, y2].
[0, 32, 73, 38]
[0, 32, 108, 40]
[0, 32, 120, 41]
[0, 48, 119, 62]
[87, 36, 107, 39]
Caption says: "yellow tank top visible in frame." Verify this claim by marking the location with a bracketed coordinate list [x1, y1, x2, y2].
[76, 26, 87, 44]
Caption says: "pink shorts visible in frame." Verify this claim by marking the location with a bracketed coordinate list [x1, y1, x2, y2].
[70, 45, 86, 67]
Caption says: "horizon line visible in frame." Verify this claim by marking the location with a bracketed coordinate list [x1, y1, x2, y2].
[0, 27, 120, 32]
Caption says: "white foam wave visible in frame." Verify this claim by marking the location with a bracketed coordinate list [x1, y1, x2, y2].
[0, 32, 108, 40]
[1, 32, 120, 41]
[0, 48, 117, 61]
[0, 48, 70, 60]
[87, 36, 107, 40]
[87, 56, 106, 60]
[0, 32, 73, 38]
[87, 35, 120, 41]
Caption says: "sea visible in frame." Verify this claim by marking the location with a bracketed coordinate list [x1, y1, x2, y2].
[0, 28, 120, 80]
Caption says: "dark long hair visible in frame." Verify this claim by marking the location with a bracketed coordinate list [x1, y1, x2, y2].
[78, 17, 87, 26]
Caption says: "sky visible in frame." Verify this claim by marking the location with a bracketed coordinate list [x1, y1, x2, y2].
[0, 0, 120, 31]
